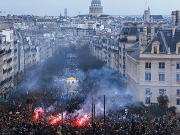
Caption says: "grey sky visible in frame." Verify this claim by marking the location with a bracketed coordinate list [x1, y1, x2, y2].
[0, 0, 179, 16]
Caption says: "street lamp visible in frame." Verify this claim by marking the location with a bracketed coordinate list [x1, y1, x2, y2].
[125, 108, 128, 118]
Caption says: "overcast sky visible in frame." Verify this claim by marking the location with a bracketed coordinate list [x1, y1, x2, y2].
[0, 0, 179, 16]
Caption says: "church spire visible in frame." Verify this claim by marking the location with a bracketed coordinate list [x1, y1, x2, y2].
[59, 12, 62, 22]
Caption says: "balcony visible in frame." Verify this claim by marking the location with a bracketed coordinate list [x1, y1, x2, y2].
[3, 69, 7, 74]
[0, 76, 12, 86]
[6, 49, 11, 54]
[7, 67, 12, 72]
[7, 58, 12, 63]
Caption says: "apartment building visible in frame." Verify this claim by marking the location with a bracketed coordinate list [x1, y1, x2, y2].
[127, 26, 180, 110]
[0, 23, 18, 98]
[90, 35, 119, 71]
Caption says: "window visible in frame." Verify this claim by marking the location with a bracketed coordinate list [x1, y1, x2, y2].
[145, 97, 150, 104]
[145, 72, 151, 81]
[145, 88, 151, 95]
[159, 73, 165, 81]
[145, 62, 151, 69]
[159, 89, 166, 95]
[159, 62, 165, 69]
[154, 46, 157, 54]
[177, 63, 180, 69]
[178, 47, 180, 54]
[177, 90, 180, 97]
[176, 74, 180, 81]
[177, 99, 180, 105]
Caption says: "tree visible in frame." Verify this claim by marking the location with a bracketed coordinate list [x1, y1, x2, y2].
[157, 95, 169, 108]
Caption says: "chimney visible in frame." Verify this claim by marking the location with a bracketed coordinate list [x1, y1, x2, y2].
[151, 26, 155, 40]
[139, 32, 143, 45]
[168, 47, 171, 54]
[172, 26, 177, 37]
[172, 11, 176, 26]
[142, 26, 147, 46]
[176, 10, 180, 25]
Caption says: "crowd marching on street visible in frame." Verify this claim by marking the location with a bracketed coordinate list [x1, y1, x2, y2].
[1, 98, 180, 135]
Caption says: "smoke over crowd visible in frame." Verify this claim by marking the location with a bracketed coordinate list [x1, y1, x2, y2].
[2, 43, 179, 135]
[15, 43, 135, 123]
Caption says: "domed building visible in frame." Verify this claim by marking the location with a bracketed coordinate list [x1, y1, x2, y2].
[89, 0, 103, 17]
[66, 77, 78, 93]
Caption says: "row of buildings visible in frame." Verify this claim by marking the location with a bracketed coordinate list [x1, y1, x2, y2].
[90, 10, 180, 111]
[0, 22, 58, 99]
[0, 0, 177, 110]
[0, 1, 107, 98]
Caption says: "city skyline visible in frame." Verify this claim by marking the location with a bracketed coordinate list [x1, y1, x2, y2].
[0, 0, 180, 16]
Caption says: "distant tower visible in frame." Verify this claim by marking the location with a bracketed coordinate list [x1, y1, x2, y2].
[171, 10, 180, 26]
[64, 8, 67, 17]
[59, 12, 62, 23]
[89, 0, 103, 17]
[144, 6, 150, 22]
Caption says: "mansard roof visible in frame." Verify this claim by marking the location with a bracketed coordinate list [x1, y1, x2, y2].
[126, 41, 140, 51]
[129, 48, 140, 60]
[143, 29, 180, 54]
[142, 15, 164, 20]
[120, 26, 138, 35]
[150, 15, 164, 20]
[120, 26, 158, 36]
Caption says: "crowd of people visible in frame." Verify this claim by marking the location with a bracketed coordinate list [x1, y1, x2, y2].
[1, 54, 180, 134]
[1, 105, 180, 135]
[1, 87, 180, 135]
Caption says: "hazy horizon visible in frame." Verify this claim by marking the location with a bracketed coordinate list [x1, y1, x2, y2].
[0, 0, 179, 17]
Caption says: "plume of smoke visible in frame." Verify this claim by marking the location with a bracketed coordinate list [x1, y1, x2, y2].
[76, 66, 133, 116]
[46, 105, 55, 113]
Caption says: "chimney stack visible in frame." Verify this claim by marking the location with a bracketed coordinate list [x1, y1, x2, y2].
[142, 26, 147, 46]
[172, 11, 176, 26]
[172, 26, 177, 37]
[176, 10, 180, 25]
[151, 26, 155, 40]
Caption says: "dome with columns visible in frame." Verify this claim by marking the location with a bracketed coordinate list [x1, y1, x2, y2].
[91, 0, 101, 5]
[89, 0, 103, 17]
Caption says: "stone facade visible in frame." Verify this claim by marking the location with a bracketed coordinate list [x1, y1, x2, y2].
[127, 26, 180, 111]
[0, 24, 18, 98]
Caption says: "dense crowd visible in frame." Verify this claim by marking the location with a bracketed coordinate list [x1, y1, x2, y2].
[1, 107, 180, 135]
[1, 70, 180, 134]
